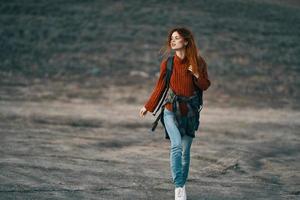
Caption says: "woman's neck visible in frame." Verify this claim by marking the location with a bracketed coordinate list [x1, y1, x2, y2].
[175, 49, 186, 60]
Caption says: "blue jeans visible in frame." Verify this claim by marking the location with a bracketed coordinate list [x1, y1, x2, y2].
[163, 108, 193, 188]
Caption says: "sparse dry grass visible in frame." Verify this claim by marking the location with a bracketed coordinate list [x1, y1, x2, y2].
[0, 1, 300, 199]
[0, 0, 299, 106]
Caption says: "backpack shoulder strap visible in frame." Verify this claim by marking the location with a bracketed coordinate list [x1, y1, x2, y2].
[151, 56, 174, 131]
[165, 55, 174, 87]
[152, 55, 174, 116]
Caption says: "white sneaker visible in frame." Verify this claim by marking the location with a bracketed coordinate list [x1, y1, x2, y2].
[182, 185, 187, 200]
[175, 187, 184, 200]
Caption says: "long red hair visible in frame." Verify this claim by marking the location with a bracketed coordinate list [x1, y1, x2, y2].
[160, 27, 207, 76]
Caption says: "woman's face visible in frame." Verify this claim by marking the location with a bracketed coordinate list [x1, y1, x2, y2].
[170, 31, 187, 50]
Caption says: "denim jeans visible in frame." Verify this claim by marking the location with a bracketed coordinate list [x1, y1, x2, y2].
[163, 108, 193, 188]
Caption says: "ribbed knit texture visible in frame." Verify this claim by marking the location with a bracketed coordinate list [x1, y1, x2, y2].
[145, 54, 211, 115]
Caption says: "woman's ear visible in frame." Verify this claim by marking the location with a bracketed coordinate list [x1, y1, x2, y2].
[184, 42, 188, 46]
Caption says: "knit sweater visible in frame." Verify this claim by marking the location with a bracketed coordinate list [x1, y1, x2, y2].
[144, 53, 211, 115]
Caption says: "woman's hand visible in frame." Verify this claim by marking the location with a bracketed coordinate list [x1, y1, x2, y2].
[188, 65, 199, 78]
[139, 106, 148, 118]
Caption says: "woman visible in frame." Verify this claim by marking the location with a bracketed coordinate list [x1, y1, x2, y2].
[139, 27, 211, 200]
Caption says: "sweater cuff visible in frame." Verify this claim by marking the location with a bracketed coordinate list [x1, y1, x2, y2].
[144, 104, 154, 113]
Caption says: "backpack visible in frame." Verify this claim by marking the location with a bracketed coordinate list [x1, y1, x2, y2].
[151, 55, 203, 139]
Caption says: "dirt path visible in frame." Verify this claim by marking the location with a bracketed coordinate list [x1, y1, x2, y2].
[0, 100, 299, 200]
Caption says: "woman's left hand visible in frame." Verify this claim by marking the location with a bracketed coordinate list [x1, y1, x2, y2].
[188, 65, 199, 78]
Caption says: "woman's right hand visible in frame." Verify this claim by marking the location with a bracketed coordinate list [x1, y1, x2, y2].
[139, 106, 148, 118]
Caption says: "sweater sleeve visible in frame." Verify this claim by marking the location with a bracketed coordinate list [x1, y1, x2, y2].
[144, 60, 167, 112]
[194, 63, 211, 91]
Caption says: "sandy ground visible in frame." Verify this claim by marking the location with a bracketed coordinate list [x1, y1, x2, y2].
[0, 91, 300, 199]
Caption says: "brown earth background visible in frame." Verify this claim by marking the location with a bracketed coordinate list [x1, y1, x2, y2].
[0, 0, 300, 199]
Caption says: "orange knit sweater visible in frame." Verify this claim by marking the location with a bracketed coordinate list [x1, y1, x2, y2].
[144, 54, 211, 115]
